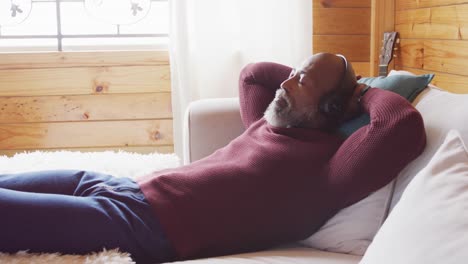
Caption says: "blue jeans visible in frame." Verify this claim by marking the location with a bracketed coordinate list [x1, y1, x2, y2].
[0, 170, 175, 264]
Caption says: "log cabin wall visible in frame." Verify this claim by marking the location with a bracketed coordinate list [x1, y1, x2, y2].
[395, 0, 468, 93]
[313, 0, 372, 77]
[0, 51, 173, 156]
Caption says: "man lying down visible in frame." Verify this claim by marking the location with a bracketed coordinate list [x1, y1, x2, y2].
[0, 53, 426, 263]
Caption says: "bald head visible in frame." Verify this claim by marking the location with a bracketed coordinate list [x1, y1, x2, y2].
[264, 52, 359, 130]
[301, 53, 357, 95]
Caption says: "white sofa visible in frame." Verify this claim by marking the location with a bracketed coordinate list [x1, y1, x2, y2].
[179, 81, 468, 264]
[179, 97, 363, 264]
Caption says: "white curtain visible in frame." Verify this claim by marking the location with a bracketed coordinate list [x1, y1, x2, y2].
[169, 0, 313, 158]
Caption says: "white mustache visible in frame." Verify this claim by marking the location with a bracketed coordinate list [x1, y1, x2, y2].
[274, 89, 291, 107]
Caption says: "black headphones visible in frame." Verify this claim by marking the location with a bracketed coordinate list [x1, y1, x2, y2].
[318, 54, 355, 120]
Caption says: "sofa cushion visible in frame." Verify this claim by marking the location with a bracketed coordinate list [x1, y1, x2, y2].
[169, 247, 361, 264]
[360, 130, 468, 264]
[338, 73, 434, 137]
[299, 181, 394, 255]
[390, 83, 468, 210]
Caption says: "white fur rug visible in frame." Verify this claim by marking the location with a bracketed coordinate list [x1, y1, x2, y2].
[0, 150, 181, 264]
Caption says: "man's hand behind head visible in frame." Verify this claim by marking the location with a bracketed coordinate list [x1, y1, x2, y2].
[343, 83, 368, 121]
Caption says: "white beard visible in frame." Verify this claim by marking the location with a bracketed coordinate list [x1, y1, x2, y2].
[264, 89, 313, 128]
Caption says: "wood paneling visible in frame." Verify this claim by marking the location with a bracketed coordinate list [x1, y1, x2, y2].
[0, 65, 170, 96]
[395, 8, 431, 24]
[0, 51, 169, 70]
[394, 0, 468, 93]
[0, 51, 173, 154]
[313, 0, 371, 76]
[424, 40, 468, 75]
[396, 4, 468, 40]
[395, 39, 468, 77]
[314, 0, 371, 8]
[314, 8, 370, 35]
[314, 35, 371, 61]
[352, 62, 371, 77]
[396, 0, 468, 10]
[396, 66, 468, 94]
[396, 23, 461, 40]
[0, 93, 172, 123]
[370, 0, 395, 76]
[394, 39, 424, 69]
[0, 120, 173, 150]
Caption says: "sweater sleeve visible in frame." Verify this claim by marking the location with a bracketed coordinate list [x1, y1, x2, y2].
[327, 88, 426, 207]
[238, 62, 292, 128]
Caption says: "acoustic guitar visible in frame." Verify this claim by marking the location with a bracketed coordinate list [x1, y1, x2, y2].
[378, 32, 399, 77]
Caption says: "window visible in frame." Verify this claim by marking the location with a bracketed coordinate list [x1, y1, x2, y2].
[0, 0, 169, 52]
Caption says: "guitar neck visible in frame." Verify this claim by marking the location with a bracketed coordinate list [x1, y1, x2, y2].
[378, 65, 388, 77]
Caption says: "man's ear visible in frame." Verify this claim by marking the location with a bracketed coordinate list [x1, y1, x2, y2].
[356, 75, 362, 80]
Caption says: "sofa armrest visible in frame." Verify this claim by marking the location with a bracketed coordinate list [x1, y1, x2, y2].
[183, 98, 245, 165]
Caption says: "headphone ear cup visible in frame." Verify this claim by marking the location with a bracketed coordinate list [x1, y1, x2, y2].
[319, 94, 344, 118]
[318, 54, 355, 123]
[328, 101, 343, 116]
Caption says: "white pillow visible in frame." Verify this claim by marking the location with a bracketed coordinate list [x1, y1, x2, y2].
[360, 130, 468, 264]
[386, 70, 468, 209]
[299, 182, 394, 255]
[390, 86, 468, 210]
[388, 69, 415, 76]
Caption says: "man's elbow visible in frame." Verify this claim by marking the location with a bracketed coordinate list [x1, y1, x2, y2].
[402, 108, 427, 155]
[239, 63, 258, 86]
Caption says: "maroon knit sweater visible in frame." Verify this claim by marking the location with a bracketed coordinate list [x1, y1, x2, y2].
[137, 62, 426, 261]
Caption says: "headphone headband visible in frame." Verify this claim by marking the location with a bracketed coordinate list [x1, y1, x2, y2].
[336, 54, 348, 76]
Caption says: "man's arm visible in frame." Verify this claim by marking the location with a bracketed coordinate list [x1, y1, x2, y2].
[327, 88, 426, 207]
[238, 62, 292, 128]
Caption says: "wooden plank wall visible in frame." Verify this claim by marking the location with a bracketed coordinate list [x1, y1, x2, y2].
[370, 0, 395, 76]
[313, 0, 372, 77]
[395, 0, 468, 93]
[0, 51, 173, 156]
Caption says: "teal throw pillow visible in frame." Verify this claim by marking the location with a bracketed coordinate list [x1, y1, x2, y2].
[338, 73, 435, 137]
